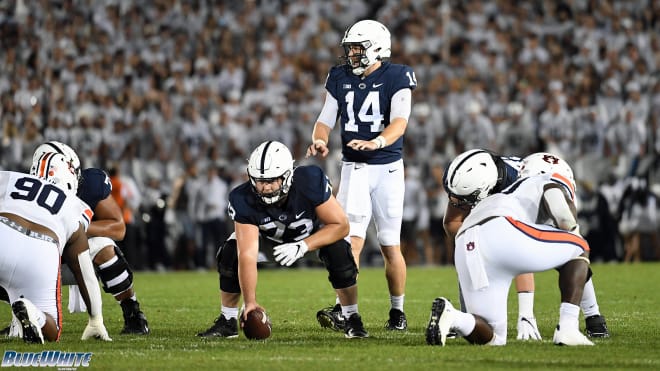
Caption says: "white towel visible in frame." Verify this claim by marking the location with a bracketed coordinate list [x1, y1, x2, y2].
[68, 285, 87, 313]
[463, 227, 489, 291]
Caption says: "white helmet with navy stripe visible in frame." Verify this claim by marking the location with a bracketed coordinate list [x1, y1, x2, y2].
[247, 141, 294, 205]
[443, 149, 499, 208]
[30, 152, 80, 193]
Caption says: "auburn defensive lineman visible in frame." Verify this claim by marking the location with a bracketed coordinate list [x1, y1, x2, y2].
[442, 150, 542, 341]
[0, 153, 110, 343]
[427, 155, 595, 346]
[198, 141, 368, 339]
[440, 150, 608, 340]
[20, 142, 148, 335]
[307, 19, 416, 331]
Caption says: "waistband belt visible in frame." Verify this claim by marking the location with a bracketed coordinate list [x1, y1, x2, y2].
[0, 216, 59, 245]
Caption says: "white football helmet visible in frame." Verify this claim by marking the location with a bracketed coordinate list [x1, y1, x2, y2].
[247, 141, 294, 205]
[30, 152, 80, 192]
[520, 152, 575, 189]
[32, 141, 81, 181]
[341, 19, 391, 76]
[443, 149, 499, 208]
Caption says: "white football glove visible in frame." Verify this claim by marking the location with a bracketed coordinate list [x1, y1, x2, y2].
[517, 316, 541, 341]
[273, 241, 309, 267]
[81, 316, 112, 341]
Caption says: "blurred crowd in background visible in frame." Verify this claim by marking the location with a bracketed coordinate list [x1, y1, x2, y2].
[1, 0, 659, 271]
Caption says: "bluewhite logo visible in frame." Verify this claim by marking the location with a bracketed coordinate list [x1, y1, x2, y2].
[2, 350, 93, 368]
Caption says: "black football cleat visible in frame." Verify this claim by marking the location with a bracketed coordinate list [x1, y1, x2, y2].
[585, 314, 610, 338]
[120, 299, 150, 335]
[197, 315, 238, 338]
[12, 298, 44, 344]
[344, 313, 369, 339]
[317, 304, 345, 331]
[384, 308, 407, 331]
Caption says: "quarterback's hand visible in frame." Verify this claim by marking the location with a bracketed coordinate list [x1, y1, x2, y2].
[273, 241, 309, 267]
[81, 316, 112, 341]
[516, 316, 541, 341]
[306, 139, 329, 158]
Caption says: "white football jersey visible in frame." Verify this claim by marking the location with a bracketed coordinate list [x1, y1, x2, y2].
[458, 172, 575, 235]
[0, 171, 92, 254]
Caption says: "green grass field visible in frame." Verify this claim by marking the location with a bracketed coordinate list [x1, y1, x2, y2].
[1, 263, 659, 370]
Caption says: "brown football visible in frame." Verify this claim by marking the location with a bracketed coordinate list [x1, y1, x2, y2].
[240, 308, 272, 340]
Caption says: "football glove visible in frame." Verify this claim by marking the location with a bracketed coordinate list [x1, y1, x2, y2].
[516, 316, 541, 341]
[273, 241, 309, 267]
[81, 316, 112, 341]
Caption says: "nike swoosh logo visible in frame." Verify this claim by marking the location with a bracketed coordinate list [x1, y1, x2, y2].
[295, 211, 305, 219]
[373, 83, 384, 88]
[388, 169, 398, 173]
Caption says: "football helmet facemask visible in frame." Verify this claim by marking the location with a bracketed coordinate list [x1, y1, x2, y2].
[247, 141, 294, 205]
[30, 152, 80, 193]
[32, 141, 81, 183]
[341, 19, 391, 76]
[443, 149, 499, 209]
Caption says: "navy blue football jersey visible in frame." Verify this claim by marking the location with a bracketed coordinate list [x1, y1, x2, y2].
[78, 168, 112, 210]
[227, 165, 332, 244]
[325, 62, 417, 165]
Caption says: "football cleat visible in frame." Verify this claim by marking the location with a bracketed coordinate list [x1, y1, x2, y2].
[426, 297, 456, 346]
[317, 304, 345, 331]
[12, 298, 44, 344]
[197, 315, 238, 338]
[553, 325, 594, 346]
[120, 299, 150, 335]
[385, 308, 407, 331]
[585, 314, 610, 338]
[344, 313, 369, 339]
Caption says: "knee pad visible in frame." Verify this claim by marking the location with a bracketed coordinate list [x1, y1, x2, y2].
[318, 240, 358, 289]
[88, 237, 116, 259]
[97, 246, 133, 296]
[217, 237, 240, 293]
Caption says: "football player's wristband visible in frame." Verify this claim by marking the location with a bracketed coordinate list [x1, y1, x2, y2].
[313, 139, 327, 147]
[371, 135, 386, 149]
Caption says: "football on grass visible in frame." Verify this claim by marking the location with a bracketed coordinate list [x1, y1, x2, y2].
[240, 308, 272, 340]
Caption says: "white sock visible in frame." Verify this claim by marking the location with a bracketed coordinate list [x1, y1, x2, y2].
[580, 278, 600, 317]
[558, 302, 580, 331]
[453, 311, 476, 336]
[517, 292, 535, 318]
[342, 304, 358, 318]
[335, 296, 341, 306]
[390, 295, 404, 312]
[221, 306, 239, 320]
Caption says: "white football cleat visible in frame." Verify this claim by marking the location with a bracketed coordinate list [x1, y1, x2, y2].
[517, 316, 542, 341]
[7, 312, 22, 338]
[553, 325, 594, 346]
[12, 298, 44, 344]
[425, 297, 456, 346]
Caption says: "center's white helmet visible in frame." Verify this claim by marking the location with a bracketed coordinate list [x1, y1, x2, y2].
[32, 141, 81, 182]
[247, 141, 294, 205]
[341, 19, 391, 76]
[443, 149, 499, 208]
[30, 152, 80, 192]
